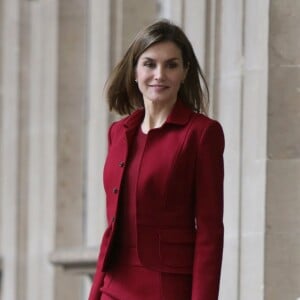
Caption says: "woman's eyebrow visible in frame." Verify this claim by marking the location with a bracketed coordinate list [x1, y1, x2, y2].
[141, 57, 180, 61]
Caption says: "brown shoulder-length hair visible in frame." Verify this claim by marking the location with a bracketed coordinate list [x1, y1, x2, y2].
[106, 19, 209, 115]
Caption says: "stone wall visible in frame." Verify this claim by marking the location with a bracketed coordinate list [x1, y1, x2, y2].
[266, 1, 300, 299]
[0, 0, 299, 299]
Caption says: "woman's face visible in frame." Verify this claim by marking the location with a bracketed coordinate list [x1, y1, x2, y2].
[135, 41, 187, 106]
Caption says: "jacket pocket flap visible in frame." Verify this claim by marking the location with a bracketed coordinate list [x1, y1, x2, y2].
[159, 229, 195, 244]
[158, 229, 195, 269]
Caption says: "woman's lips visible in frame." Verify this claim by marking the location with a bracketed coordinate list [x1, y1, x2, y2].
[149, 84, 169, 91]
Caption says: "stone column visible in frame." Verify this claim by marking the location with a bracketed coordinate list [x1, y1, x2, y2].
[212, 1, 270, 299]
[238, 1, 269, 299]
[25, 1, 58, 300]
[266, 1, 300, 299]
[1, 0, 59, 299]
[0, 1, 20, 299]
[16, 1, 30, 299]
[211, 0, 245, 298]
[55, 1, 87, 299]
[85, 0, 111, 249]
[182, 0, 207, 67]
[83, 0, 111, 298]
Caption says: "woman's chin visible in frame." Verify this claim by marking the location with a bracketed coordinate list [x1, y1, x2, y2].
[144, 96, 176, 106]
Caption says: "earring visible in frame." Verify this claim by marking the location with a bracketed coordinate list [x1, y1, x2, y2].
[135, 79, 137, 83]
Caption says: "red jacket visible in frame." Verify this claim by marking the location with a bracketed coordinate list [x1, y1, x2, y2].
[89, 100, 224, 300]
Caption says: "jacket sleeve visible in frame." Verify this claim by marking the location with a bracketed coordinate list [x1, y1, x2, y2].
[88, 122, 115, 300]
[88, 258, 105, 300]
[192, 121, 225, 300]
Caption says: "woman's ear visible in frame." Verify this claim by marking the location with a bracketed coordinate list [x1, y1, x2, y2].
[183, 63, 189, 81]
[134, 69, 138, 83]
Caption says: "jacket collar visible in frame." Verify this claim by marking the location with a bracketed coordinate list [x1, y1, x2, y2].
[165, 100, 193, 125]
[123, 100, 193, 131]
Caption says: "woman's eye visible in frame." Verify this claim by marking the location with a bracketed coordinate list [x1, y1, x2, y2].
[144, 62, 155, 68]
[142, 61, 178, 69]
[167, 62, 178, 69]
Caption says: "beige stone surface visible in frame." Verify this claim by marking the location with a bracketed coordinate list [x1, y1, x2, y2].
[265, 231, 300, 300]
[266, 1, 300, 299]
[16, 2, 30, 299]
[268, 66, 300, 159]
[110, 0, 157, 64]
[266, 160, 300, 233]
[55, 1, 88, 299]
[56, 0, 87, 248]
[122, 0, 157, 48]
[269, 0, 300, 65]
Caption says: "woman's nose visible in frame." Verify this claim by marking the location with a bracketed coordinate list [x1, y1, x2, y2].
[154, 66, 165, 80]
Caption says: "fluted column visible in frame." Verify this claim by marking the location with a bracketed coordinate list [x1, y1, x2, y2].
[210, 1, 245, 298]
[0, 0, 20, 299]
[238, 1, 269, 299]
[25, 1, 58, 300]
[55, 1, 87, 299]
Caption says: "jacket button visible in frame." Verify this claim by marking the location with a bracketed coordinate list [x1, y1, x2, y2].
[119, 161, 125, 167]
[112, 187, 119, 194]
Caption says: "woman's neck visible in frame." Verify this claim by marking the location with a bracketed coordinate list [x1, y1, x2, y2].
[141, 99, 176, 134]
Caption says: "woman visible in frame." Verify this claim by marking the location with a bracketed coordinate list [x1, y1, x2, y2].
[89, 19, 224, 300]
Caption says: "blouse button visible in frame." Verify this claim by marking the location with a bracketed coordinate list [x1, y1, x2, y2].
[119, 161, 125, 168]
[112, 187, 119, 194]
